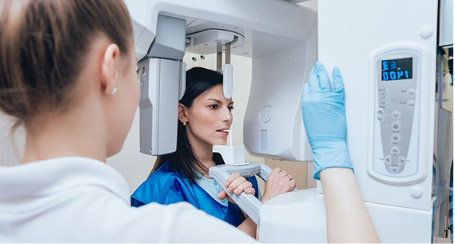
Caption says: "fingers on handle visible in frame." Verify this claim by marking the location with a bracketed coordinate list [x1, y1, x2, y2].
[229, 176, 247, 192]
[234, 181, 254, 195]
[279, 170, 288, 177]
[290, 179, 296, 188]
[246, 188, 255, 195]
[218, 191, 227, 200]
[225, 172, 240, 187]
[272, 167, 281, 174]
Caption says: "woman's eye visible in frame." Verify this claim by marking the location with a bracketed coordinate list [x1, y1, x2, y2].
[209, 104, 218, 109]
[228, 106, 234, 111]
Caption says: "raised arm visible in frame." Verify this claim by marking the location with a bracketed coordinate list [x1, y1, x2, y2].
[301, 62, 379, 242]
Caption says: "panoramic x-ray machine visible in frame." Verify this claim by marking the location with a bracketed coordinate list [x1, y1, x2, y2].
[126, 0, 451, 242]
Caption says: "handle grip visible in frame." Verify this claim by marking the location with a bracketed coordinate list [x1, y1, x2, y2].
[209, 162, 272, 224]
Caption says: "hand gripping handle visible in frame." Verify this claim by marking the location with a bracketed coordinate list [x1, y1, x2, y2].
[208, 162, 272, 224]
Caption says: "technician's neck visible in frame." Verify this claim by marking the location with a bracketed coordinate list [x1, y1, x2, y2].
[21, 104, 108, 164]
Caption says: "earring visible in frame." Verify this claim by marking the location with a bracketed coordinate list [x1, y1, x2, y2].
[183, 121, 187, 126]
[111, 88, 117, 95]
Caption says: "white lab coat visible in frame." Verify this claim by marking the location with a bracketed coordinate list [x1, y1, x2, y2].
[0, 157, 255, 242]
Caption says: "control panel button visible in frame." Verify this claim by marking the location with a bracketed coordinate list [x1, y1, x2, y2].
[399, 157, 406, 165]
[408, 88, 416, 97]
[391, 121, 401, 131]
[390, 165, 399, 173]
[391, 147, 400, 155]
[391, 110, 401, 119]
[384, 155, 392, 165]
[391, 133, 400, 143]
[407, 99, 415, 108]
[377, 109, 384, 121]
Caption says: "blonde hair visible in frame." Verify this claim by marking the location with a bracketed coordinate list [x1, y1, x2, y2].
[0, 0, 133, 129]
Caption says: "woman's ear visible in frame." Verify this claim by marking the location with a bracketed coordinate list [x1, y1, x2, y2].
[100, 43, 120, 95]
[178, 103, 188, 124]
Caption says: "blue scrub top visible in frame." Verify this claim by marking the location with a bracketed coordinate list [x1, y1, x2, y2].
[131, 161, 259, 227]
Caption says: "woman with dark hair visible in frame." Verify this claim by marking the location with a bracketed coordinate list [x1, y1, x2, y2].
[131, 67, 296, 237]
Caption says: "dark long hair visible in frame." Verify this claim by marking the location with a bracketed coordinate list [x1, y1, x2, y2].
[150, 67, 225, 182]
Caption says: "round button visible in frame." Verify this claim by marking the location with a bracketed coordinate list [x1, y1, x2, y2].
[391, 147, 400, 155]
[410, 186, 423, 199]
[392, 111, 401, 119]
[259, 106, 273, 123]
[408, 88, 416, 97]
[399, 157, 406, 165]
[391, 133, 400, 143]
[419, 25, 433, 39]
[390, 165, 399, 173]
[384, 155, 392, 165]
[391, 121, 401, 131]
[407, 100, 415, 108]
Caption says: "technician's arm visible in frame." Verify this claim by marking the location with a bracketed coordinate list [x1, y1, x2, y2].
[320, 168, 378, 243]
[302, 62, 379, 243]
[236, 216, 257, 238]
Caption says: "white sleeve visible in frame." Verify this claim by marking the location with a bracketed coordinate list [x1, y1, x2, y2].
[153, 202, 256, 243]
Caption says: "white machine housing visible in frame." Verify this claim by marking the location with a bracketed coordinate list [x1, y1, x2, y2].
[260, 0, 438, 242]
[127, 0, 440, 242]
[126, 0, 316, 159]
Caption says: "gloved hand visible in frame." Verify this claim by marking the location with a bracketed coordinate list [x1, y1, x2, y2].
[302, 61, 353, 180]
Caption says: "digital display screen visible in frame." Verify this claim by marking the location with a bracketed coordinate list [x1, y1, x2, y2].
[381, 57, 413, 81]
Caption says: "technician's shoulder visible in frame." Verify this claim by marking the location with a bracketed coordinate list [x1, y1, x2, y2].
[127, 201, 256, 242]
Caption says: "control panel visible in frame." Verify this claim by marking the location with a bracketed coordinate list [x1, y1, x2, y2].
[371, 48, 422, 183]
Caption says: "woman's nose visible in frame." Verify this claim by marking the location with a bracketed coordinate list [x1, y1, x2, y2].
[221, 107, 233, 122]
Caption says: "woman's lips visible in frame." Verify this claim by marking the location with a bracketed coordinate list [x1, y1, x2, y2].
[216, 129, 229, 136]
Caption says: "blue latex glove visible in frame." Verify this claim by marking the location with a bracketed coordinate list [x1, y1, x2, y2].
[302, 61, 353, 180]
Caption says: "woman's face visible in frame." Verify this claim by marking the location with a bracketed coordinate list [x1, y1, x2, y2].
[186, 84, 234, 147]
